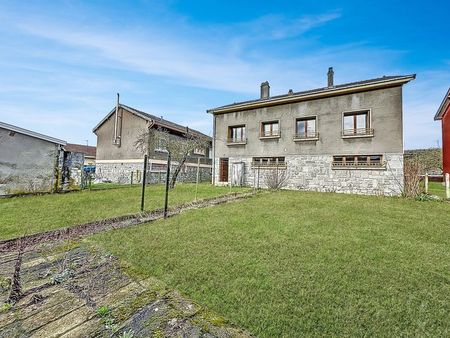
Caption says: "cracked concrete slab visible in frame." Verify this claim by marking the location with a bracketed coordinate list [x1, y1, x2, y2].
[0, 241, 252, 338]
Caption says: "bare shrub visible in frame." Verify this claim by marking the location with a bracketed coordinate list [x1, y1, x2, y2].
[264, 168, 289, 190]
[403, 157, 423, 197]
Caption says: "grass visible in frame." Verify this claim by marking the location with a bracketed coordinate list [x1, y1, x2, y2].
[90, 191, 450, 337]
[426, 181, 448, 199]
[0, 183, 246, 240]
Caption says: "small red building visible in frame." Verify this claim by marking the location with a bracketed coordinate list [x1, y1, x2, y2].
[434, 88, 450, 175]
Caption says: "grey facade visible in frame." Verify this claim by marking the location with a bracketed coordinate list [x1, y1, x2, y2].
[0, 122, 66, 195]
[208, 72, 415, 196]
[94, 102, 212, 184]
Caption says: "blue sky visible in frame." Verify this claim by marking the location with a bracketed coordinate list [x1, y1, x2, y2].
[0, 0, 449, 148]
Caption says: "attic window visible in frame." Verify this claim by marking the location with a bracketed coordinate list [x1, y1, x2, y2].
[9, 131, 15, 137]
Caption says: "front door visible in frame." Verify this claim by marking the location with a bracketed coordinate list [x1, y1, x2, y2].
[219, 158, 229, 182]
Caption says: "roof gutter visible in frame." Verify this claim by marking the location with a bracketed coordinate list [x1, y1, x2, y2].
[208, 75, 416, 115]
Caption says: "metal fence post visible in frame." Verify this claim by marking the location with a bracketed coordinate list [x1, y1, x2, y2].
[140, 155, 148, 212]
[424, 173, 428, 194]
[164, 152, 171, 218]
[195, 157, 200, 201]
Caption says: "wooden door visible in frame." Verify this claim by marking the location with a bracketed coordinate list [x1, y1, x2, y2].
[219, 158, 229, 182]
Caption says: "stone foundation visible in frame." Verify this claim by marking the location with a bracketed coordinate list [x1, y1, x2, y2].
[214, 154, 404, 196]
[96, 161, 212, 184]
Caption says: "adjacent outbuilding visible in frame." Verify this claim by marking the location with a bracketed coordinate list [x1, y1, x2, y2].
[434, 88, 450, 176]
[0, 121, 66, 195]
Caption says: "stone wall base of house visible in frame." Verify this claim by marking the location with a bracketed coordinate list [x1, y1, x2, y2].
[96, 161, 212, 185]
[214, 154, 404, 196]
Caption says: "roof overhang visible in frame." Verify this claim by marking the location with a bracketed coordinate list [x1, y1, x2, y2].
[0, 121, 66, 145]
[207, 75, 416, 115]
[434, 87, 450, 120]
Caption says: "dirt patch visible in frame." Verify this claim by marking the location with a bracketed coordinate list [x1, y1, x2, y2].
[0, 241, 252, 337]
[0, 192, 255, 253]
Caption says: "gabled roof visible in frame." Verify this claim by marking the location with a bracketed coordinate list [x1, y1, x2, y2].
[434, 87, 450, 120]
[0, 121, 66, 145]
[207, 74, 416, 114]
[66, 143, 96, 157]
[93, 104, 211, 140]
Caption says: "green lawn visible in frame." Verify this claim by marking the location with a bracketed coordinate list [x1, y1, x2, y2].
[90, 191, 450, 337]
[426, 181, 448, 199]
[0, 183, 246, 240]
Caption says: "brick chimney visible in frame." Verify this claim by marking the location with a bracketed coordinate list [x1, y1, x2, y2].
[260, 81, 270, 99]
[327, 67, 334, 87]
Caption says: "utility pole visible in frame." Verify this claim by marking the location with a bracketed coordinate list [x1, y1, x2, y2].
[140, 155, 148, 212]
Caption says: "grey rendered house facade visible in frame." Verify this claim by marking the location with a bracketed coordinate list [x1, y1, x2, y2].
[0, 121, 66, 195]
[208, 70, 415, 196]
[94, 101, 212, 184]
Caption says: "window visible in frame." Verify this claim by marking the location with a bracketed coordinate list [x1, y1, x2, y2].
[260, 121, 280, 137]
[193, 147, 206, 156]
[252, 156, 286, 168]
[342, 110, 373, 137]
[295, 117, 317, 139]
[332, 155, 384, 169]
[228, 125, 246, 144]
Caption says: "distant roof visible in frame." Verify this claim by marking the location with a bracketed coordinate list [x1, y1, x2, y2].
[207, 74, 416, 114]
[93, 103, 211, 140]
[0, 121, 66, 145]
[434, 87, 450, 120]
[66, 143, 96, 157]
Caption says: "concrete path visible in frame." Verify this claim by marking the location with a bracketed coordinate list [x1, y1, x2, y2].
[0, 241, 252, 337]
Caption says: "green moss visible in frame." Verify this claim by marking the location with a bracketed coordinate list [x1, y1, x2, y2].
[115, 289, 158, 322]
[0, 276, 11, 294]
[0, 302, 12, 313]
[41, 240, 80, 257]
[152, 329, 164, 338]
[199, 309, 227, 327]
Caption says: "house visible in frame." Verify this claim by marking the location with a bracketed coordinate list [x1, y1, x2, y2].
[93, 97, 212, 184]
[0, 121, 66, 195]
[207, 68, 415, 196]
[65, 143, 96, 167]
[433, 87, 450, 177]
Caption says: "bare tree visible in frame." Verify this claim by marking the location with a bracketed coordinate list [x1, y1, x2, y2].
[263, 167, 289, 190]
[135, 127, 209, 188]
